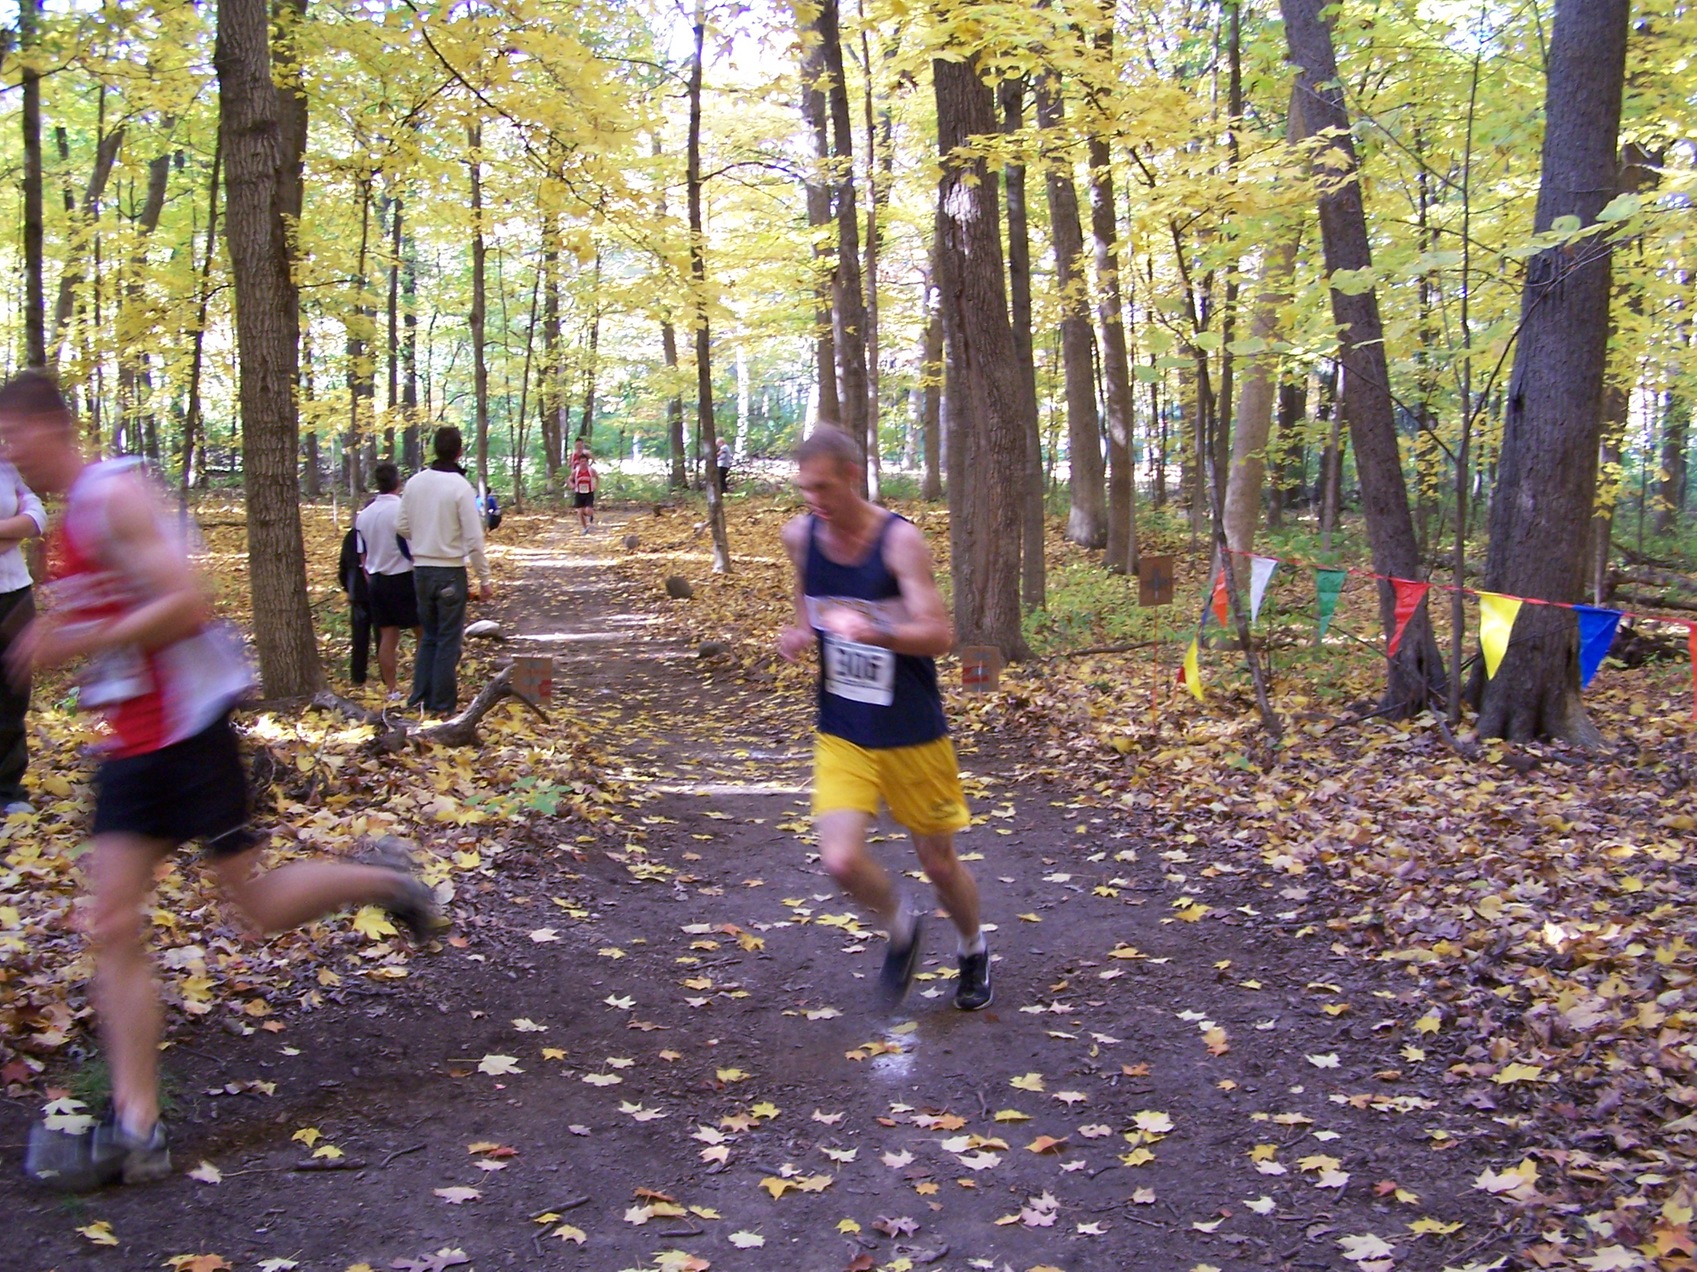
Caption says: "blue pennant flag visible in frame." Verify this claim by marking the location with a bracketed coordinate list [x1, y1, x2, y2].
[1574, 604, 1623, 689]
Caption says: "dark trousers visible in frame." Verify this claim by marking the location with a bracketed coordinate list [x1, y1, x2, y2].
[0, 586, 34, 804]
[349, 573, 371, 685]
[410, 565, 468, 713]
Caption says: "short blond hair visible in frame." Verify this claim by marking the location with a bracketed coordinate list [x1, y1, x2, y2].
[796, 424, 860, 471]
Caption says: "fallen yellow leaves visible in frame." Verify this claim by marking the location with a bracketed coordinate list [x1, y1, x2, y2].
[758, 1173, 833, 1198]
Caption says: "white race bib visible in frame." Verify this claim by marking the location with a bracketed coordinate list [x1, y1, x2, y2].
[823, 634, 896, 706]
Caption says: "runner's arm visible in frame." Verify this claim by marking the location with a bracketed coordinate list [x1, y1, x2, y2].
[776, 517, 814, 663]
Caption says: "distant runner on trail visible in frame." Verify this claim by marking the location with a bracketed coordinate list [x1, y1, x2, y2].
[777, 425, 991, 1012]
[569, 438, 597, 534]
[0, 370, 445, 1192]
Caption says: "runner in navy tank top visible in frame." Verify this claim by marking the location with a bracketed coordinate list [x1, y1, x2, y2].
[778, 426, 993, 1012]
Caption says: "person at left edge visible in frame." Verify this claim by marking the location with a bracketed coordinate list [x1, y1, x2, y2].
[0, 455, 45, 814]
[0, 369, 445, 1191]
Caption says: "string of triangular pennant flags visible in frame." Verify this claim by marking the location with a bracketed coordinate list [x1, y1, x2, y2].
[1176, 547, 1697, 719]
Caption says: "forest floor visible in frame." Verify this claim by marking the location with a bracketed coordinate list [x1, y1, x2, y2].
[0, 509, 1678, 1272]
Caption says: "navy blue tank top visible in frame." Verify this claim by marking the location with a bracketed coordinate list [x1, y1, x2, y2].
[804, 514, 947, 749]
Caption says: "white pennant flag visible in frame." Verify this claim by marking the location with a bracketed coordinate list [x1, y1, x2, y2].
[1248, 555, 1279, 623]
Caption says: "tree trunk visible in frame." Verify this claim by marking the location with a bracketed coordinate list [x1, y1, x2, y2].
[118, 139, 174, 466]
[662, 319, 686, 489]
[1035, 76, 1105, 550]
[50, 119, 126, 368]
[468, 123, 490, 491]
[688, 0, 730, 570]
[1224, 235, 1296, 554]
[1281, 0, 1443, 716]
[934, 44, 1028, 659]
[919, 259, 943, 501]
[1000, 79, 1044, 612]
[798, 13, 841, 429]
[401, 216, 420, 470]
[345, 176, 374, 494]
[539, 217, 561, 483]
[1476, 0, 1628, 744]
[1089, 127, 1137, 575]
[20, 0, 46, 367]
[215, 0, 321, 696]
[181, 136, 222, 493]
[1657, 389, 1689, 537]
[385, 189, 401, 456]
[817, 0, 871, 479]
[578, 252, 601, 442]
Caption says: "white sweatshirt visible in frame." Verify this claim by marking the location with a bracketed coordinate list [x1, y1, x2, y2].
[396, 468, 490, 586]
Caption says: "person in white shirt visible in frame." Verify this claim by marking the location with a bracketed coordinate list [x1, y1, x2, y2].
[353, 462, 419, 700]
[396, 427, 492, 713]
[0, 459, 45, 813]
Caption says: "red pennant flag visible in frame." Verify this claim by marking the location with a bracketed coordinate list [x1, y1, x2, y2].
[1210, 571, 1229, 628]
[1689, 622, 1697, 721]
[1387, 578, 1430, 657]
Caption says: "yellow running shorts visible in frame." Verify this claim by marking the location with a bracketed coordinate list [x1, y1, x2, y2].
[812, 732, 971, 835]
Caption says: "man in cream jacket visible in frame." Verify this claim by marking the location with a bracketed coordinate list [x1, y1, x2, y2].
[397, 427, 492, 713]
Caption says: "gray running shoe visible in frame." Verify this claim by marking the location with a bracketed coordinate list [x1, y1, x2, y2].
[369, 835, 448, 943]
[26, 1109, 170, 1190]
[879, 910, 925, 1009]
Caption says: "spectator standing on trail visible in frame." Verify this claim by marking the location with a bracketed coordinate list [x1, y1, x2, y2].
[569, 438, 597, 533]
[776, 425, 992, 1012]
[716, 439, 732, 495]
[354, 461, 419, 702]
[0, 369, 443, 1192]
[0, 458, 45, 814]
[398, 426, 491, 714]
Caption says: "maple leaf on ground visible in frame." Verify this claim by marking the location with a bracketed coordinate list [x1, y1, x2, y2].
[552, 1225, 586, 1245]
[78, 1222, 119, 1246]
[476, 1054, 522, 1076]
[1338, 1234, 1395, 1262]
[188, 1160, 222, 1184]
[433, 1186, 481, 1204]
[728, 1231, 765, 1249]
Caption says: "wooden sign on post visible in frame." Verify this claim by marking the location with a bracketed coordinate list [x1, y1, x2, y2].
[511, 655, 555, 706]
[960, 645, 1003, 693]
[1138, 554, 1175, 607]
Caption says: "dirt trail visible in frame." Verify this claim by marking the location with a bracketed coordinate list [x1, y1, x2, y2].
[4, 515, 1515, 1272]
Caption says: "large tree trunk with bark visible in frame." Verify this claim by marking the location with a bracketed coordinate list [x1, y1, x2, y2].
[1281, 0, 1442, 716]
[1000, 79, 1044, 613]
[934, 49, 1028, 660]
[688, 0, 730, 571]
[1479, 0, 1629, 743]
[215, 0, 321, 696]
[1035, 76, 1105, 550]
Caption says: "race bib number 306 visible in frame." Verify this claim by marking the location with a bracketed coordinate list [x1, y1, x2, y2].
[823, 635, 896, 706]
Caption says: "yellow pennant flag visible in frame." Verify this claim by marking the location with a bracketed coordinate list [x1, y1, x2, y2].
[1182, 637, 1203, 700]
[1477, 592, 1523, 679]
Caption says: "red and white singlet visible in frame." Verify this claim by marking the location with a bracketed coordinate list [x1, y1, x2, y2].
[46, 460, 251, 757]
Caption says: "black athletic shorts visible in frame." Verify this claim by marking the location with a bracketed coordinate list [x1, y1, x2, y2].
[92, 712, 256, 856]
[574, 491, 595, 508]
[368, 570, 420, 629]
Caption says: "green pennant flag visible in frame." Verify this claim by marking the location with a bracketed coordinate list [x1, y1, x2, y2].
[1315, 569, 1347, 639]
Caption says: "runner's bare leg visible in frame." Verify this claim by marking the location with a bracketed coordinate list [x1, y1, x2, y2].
[913, 832, 980, 939]
[88, 834, 171, 1133]
[816, 809, 898, 927]
[212, 851, 417, 935]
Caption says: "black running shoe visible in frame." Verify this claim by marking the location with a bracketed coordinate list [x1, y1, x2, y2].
[370, 836, 448, 942]
[955, 944, 993, 1011]
[879, 910, 925, 1008]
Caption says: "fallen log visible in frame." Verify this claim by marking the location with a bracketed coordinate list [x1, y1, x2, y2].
[311, 664, 549, 749]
